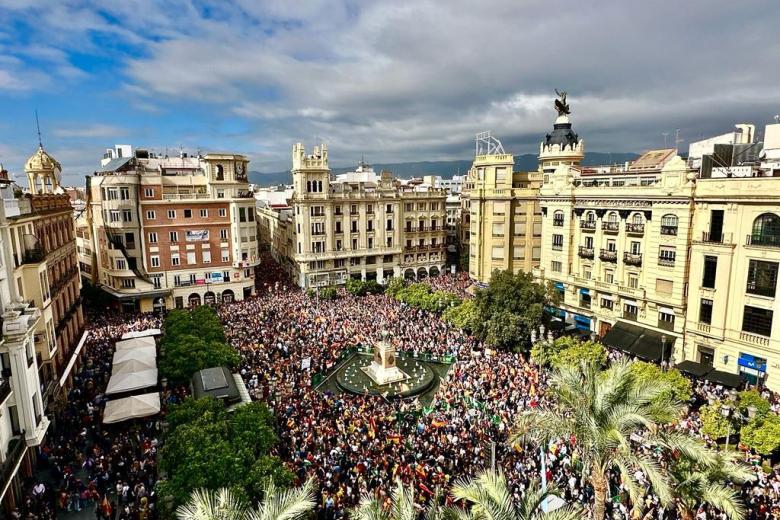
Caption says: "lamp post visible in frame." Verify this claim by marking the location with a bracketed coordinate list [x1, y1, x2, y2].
[721, 403, 733, 451]
[660, 334, 667, 370]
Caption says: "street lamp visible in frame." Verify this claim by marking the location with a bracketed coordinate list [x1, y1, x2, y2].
[720, 403, 733, 451]
[660, 334, 667, 370]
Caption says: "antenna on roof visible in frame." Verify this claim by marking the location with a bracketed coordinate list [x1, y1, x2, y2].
[35, 109, 43, 147]
[674, 129, 684, 150]
[662, 132, 669, 149]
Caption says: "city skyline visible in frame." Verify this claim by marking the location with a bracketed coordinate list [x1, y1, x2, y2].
[1, 0, 780, 186]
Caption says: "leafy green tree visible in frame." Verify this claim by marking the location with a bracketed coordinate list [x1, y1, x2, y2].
[736, 390, 771, 421]
[700, 401, 731, 440]
[166, 396, 226, 432]
[176, 478, 316, 520]
[442, 300, 479, 332]
[628, 362, 692, 404]
[159, 334, 239, 383]
[549, 339, 606, 370]
[450, 470, 583, 520]
[386, 277, 405, 297]
[319, 286, 339, 300]
[670, 451, 754, 520]
[511, 360, 714, 520]
[346, 279, 384, 296]
[739, 414, 780, 455]
[471, 270, 553, 351]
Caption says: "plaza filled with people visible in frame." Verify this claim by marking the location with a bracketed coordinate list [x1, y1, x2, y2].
[13, 256, 780, 520]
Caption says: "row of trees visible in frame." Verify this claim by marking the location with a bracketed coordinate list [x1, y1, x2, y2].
[159, 306, 239, 383]
[161, 397, 294, 511]
[700, 389, 780, 455]
[387, 279, 463, 312]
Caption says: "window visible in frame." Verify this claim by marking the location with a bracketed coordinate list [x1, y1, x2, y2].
[659, 247, 676, 266]
[551, 260, 562, 272]
[604, 270, 614, 284]
[553, 211, 564, 226]
[202, 250, 211, 264]
[661, 214, 678, 235]
[601, 297, 613, 310]
[513, 246, 525, 260]
[148, 232, 158, 243]
[106, 188, 118, 200]
[659, 310, 675, 329]
[367, 220, 374, 232]
[746, 260, 778, 297]
[216, 164, 224, 181]
[368, 237, 374, 248]
[656, 278, 673, 295]
[125, 232, 135, 249]
[220, 229, 228, 240]
[221, 249, 229, 262]
[217, 190, 225, 199]
[180, 209, 190, 218]
[742, 306, 773, 337]
[351, 221, 358, 233]
[223, 270, 230, 281]
[120, 278, 135, 288]
[608, 212, 618, 223]
[630, 241, 641, 254]
[606, 239, 616, 252]
[152, 275, 162, 289]
[169, 231, 178, 242]
[109, 210, 120, 223]
[628, 274, 639, 288]
[248, 210, 254, 222]
[122, 209, 132, 222]
[532, 246, 541, 261]
[702, 256, 717, 288]
[144, 187, 155, 197]
[492, 223, 505, 236]
[186, 251, 196, 264]
[552, 234, 564, 250]
[495, 167, 507, 182]
[418, 202, 426, 211]
[699, 299, 713, 324]
[352, 239, 358, 250]
[219, 208, 227, 217]
[171, 254, 180, 266]
[491, 246, 504, 260]
[115, 259, 127, 270]
[335, 206, 343, 215]
[167, 209, 176, 219]
[150, 255, 160, 268]
[583, 269, 592, 280]
[532, 222, 542, 236]
[200, 209, 208, 217]
[336, 239, 343, 250]
[118, 186, 129, 200]
[493, 202, 506, 215]
[146, 210, 156, 220]
[386, 219, 393, 231]
[584, 236, 594, 249]
[751, 213, 780, 246]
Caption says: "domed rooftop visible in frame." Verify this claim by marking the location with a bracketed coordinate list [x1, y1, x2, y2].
[25, 145, 61, 173]
[544, 116, 580, 149]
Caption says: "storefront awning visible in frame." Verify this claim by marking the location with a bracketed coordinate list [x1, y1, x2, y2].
[704, 369, 744, 388]
[674, 360, 713, 378]
[105, 369, 158, 395]
[112, 358, 157, 375]
[113, 346, 156, 365]
[115, 336, 156, 351]
[121, 329, 161, 340]
[601, 322, 643, 353]
[601, 321, 673, 362]
[103, 393, 161, 423]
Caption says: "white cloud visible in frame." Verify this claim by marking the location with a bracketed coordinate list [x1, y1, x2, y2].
[53, 124, 129, 139]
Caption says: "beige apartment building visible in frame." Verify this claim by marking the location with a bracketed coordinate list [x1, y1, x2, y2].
[461, 132, 543, 284]
[682, 121, 780, 390]
[256, 144, 447, 288]
[80, 145, 258, 312]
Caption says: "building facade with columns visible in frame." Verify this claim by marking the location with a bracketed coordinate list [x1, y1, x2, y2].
[256, 144, 447, 288]
[0, 168, 51, 511]
[682, 121, 780, 390]
[81, 146, 258, 312]
[461, 132, 543, 284]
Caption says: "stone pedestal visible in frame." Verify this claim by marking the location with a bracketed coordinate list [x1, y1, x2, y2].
[362, 336, 408, 385]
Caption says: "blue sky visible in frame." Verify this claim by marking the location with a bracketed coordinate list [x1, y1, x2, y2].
[1, 0, 779, 186]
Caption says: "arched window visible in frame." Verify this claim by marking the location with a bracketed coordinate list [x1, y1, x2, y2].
[752, 213, 780, 246]
[306, 180, 312, 192]
[215, 164, 224, 181]
[553, 210, 564, 226]
[632, 213, 643, 224]
[661, 214, 678, 235]
[608, 212, 618, 223]
[586, 211, 595, 222]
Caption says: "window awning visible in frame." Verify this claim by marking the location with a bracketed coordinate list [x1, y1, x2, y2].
[658, 306, 675, 314]
[554, 282, 565, 290]
[579, 288, 590, 296]
[674, 360, 713, 378]
[704, 369, 744, 388]
[600, 294, 615, 301]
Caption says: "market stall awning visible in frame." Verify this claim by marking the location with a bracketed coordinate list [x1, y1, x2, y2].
[112, 358, 157, 375]
[674, 360, 713, 378]
[115, 336, 156, 351]
[103, 393, 161, 423]
[121, 329, 161, 340]
[105, 369, 158, 395]
[601, 322, 643, 353]
[704, 369, 744, 388]
[113, 346, 156, 365]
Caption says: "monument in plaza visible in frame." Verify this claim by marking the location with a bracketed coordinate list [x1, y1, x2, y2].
[362, 331, 409, 385]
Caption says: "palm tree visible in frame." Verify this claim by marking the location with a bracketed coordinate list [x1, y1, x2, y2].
[671, 451, 755, 520]
[350, 479, 449, 520]
[450, 470, 583, 520]
[509, 360, 716, 520]
[177, 479, 316, 520]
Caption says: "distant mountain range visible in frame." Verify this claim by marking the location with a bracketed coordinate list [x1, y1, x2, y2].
[248, 152, 638, 187]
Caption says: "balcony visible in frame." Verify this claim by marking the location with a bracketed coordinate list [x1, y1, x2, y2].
[623, 252, 643, 266]
[746, 234, 780, 248]
[746, 281, 776, 298]
[657, 319, 675, 332]
[625, 223, 645, 235]
[21, 246, 45, 265]
[578, 246, 595, 259]
[623, 310, 638, 321]
[660, 225, 678, 236]
[552, 243, 563, 251]
[580, 220, 596, 231]
[602, 221, 620, 233]
[697, 322, 711, 334]
[553, 219, 564, 227]
[0, 436, 26, 490]
[739, 331, 770, 347]
[658, 256, 676, 267]
[579, 299, 591, 310]
[599, 249, 617, 262]
[700, 231, 733, 244]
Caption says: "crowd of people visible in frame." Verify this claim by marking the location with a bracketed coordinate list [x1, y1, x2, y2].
[11, 254, 779, 520]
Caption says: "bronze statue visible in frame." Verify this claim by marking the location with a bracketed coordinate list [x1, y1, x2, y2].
[554, 89, 570, 116]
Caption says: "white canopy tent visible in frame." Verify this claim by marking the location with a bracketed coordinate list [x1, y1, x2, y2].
[105, 369, 158, 395]
[113, 346, 156, 365]
[112, 358, 157, 375]
[103, 393, 161, 423]
[115, 337, 156, 351]
[121, 329, 161, 340]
